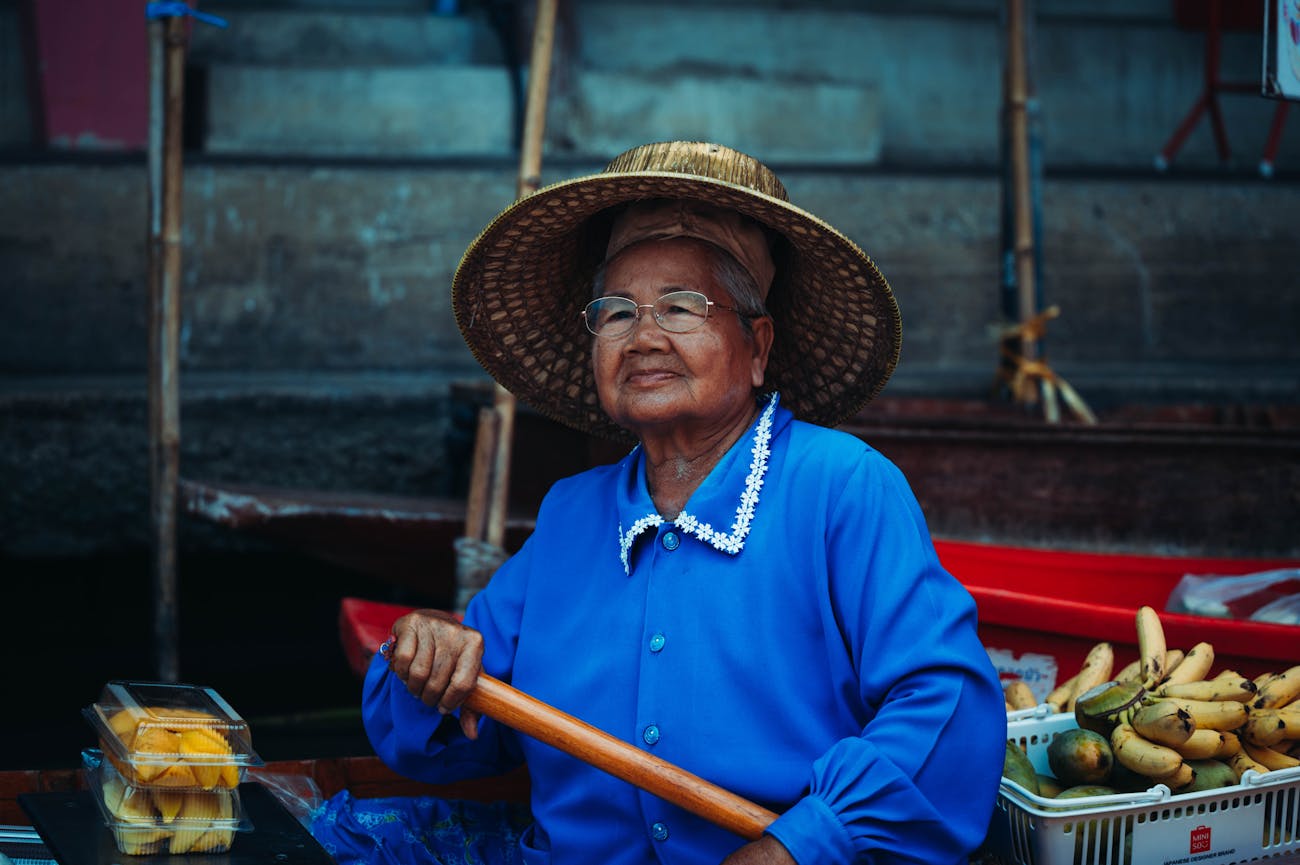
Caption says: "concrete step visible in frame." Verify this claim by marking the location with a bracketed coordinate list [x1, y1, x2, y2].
[567, 71, 881, 165]
[204, 61, 882, 161]
[205, 63, 519, 156]
[189, 6, 501, 67]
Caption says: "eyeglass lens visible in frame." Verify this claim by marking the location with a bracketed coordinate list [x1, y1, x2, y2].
[583, 290, 712, 337]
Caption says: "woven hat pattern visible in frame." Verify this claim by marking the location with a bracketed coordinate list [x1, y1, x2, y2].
[453, 142, 901, 442]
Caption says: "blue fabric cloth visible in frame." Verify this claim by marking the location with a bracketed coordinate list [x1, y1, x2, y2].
[310, 790, 532, 865]
[364, 394, 1007, 864]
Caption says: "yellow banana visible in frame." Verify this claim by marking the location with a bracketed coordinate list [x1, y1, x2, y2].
[1135, 606, 1167, 690]
[1173, 728, 1242, 761]
[1150, 760, 1195, 790]
[1242, 707, 1300, 748]
[1130, 701, 1194, 747]
[1112, 722, 1184, 779]
[1242, 741, 1300, 771]
[1152, 697, 1248, 732]
[1253, 664, 1300, 710]
[1227, 749, 1270, 781]
[1114, 658, 1143, 685]
[1157, 669, 1258, 703]
[1044, 672, 1078, 713]
[1068, 641, 1115, 713]
[1159, 649, 1185, 685]
[1160, 642, 1214, 687]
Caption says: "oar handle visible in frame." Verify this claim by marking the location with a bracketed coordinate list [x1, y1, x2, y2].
[464, 674, 779, 841]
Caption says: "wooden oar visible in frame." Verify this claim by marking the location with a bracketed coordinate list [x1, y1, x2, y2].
[464, 674, 779, 840]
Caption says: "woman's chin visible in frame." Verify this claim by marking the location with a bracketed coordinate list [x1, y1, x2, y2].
[603, 395, 694, 436]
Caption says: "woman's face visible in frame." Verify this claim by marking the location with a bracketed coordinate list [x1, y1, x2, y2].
[592, 237, 773, 443]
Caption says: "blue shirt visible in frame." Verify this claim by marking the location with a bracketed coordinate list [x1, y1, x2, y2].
[364, 395, 1006, 865]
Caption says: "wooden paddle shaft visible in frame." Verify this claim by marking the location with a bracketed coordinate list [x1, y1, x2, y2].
[465, 674, 778, 841]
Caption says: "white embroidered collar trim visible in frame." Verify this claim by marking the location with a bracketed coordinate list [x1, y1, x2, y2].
[618, 394, 777, 575]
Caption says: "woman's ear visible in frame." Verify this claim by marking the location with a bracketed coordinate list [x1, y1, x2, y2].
[749, 316, 775, 388]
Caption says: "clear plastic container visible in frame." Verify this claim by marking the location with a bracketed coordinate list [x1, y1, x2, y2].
[82, 680, 262, 790]
[83, 750, 253, 856]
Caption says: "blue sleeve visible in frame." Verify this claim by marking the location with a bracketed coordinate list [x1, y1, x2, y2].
[360, 533, 535, 783]
[765, 452, 1007, 865]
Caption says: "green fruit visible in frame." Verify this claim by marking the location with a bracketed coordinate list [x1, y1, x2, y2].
[1074, 679, 1144, 737]
[1182, 759, 1237, 794]
[1045, 785, 1120, 812]
[1047, 728, 1114, 787]
[1003, 740, 1040, 795]
[1057, 784, 1120, 799]
[1036, 773, 1065, 798]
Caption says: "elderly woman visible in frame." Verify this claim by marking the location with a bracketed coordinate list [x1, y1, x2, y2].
[362, 142, 1006, 865]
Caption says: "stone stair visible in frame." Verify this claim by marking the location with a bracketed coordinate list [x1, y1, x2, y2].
[182, 0, 1297, 170]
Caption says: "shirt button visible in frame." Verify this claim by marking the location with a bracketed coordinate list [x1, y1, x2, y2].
[651, 822, 669, 841]
[661, 531, 680, 551]
[643, 725, 661, 745]
[649, 633, 666, 653]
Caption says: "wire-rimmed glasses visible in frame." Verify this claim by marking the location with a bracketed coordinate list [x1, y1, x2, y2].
[581, 290, 742, 339]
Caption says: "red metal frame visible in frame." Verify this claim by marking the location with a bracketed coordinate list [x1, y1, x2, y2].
[1159, 0, 1289, 174]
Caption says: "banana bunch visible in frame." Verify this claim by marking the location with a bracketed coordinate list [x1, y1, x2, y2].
[103, 706, 242, 789]
[1003, 605, 1300, 801]
[1071, 606, 1300, 793]
[101, 771, 236, 855]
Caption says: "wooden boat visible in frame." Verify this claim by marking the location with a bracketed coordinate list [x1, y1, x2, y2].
[8, 540, 1294, 853]
[180, 391, 1300, 613]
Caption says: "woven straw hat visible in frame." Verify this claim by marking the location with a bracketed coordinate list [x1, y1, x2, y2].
[452, 141, 902, 441]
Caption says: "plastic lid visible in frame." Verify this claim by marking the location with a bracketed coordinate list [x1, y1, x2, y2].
[83, 681, 263, 785]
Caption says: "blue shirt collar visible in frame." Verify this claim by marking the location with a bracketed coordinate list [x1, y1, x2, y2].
[614, 393, 784, 575]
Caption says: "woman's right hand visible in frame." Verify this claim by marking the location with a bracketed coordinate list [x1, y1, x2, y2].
[384, 608, 485, 739]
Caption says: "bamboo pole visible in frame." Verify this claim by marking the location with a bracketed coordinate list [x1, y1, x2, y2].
[147, 12, 187, 683]
[480, 0, 559, 549]
[466, 675, 778, 840]
[1005, 0, 1038, 368]
[461, 0, 559, 590]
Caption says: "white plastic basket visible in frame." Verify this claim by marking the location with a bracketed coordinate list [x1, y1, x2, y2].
[984, 706, 1300, 865]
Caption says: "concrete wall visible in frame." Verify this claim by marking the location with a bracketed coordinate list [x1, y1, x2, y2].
[4, 160, 1298, 387]
[9, 1, 1290, 169]
[3, 0, 1299, 563]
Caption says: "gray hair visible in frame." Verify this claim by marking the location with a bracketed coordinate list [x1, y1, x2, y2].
[591, 239, 769, 337]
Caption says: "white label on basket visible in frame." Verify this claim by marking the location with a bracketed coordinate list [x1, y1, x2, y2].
[986, 648, 1057, 704]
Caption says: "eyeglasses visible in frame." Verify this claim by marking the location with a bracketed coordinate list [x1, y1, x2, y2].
[581, 290, 743, 339]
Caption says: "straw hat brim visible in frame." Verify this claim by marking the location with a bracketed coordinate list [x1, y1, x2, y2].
[452, 169, 902, 442]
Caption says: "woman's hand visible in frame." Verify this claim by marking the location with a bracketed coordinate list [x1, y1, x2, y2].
[720, 835, 796, 865]
[384, 609, 485, 739]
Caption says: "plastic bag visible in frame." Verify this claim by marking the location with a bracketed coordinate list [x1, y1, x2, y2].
[247, 767, 326, 828]
[1166, 568, 1300, 625]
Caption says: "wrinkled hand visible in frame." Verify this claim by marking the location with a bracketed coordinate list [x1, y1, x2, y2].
[385, 608, 485, 739]
[720, 835, 796, 865]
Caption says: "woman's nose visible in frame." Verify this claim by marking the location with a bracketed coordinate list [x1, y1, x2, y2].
[625, 307, 670, 347]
